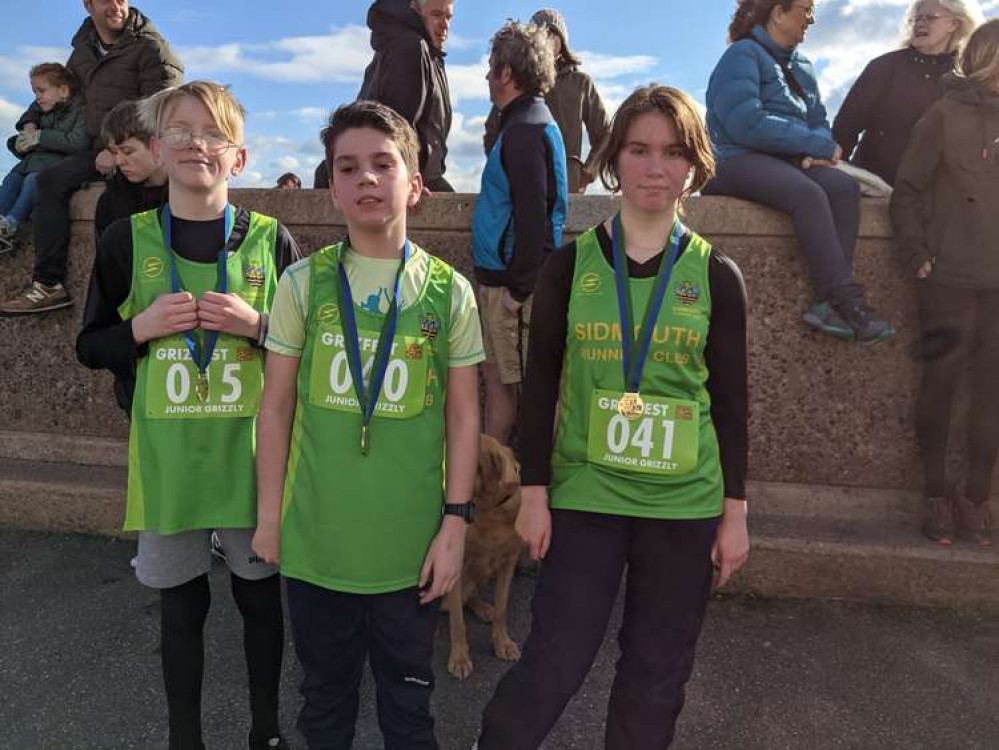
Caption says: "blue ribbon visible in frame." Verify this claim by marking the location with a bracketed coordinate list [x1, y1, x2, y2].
[611, 214, 683, 393]
[336, 240, 411, 439]
[162, 204, 234, 377]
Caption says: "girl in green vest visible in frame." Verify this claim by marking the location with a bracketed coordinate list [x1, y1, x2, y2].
[254, 101, 483, 750]
[476, 84, 750, 750]
[77, 81, 299, 750]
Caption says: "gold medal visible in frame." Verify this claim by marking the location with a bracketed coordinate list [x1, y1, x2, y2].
[618, 391, 645, 420]
[361, 424, 371, 457]
[196, 372, 210, 403]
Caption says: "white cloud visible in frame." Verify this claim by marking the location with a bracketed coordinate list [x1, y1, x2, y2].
[0, 46, 71, 89]
[180, 25, 371, 84]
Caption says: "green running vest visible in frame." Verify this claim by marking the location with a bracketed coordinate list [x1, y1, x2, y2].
[281, 243, 454, 594]
[550, 226, 723, 519]
[119, 208, 278, 533]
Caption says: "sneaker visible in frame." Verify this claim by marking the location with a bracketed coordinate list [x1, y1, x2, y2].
[249, 732, 289, 750]
[831, 296, 894, 345]
[0, 236, 11, 256]
[210, 531, 228, 562]
[955, 497, 992, 547]
[802, 301, 854, 340]
[0, 281, 73, 315]
[0, 216, 19, 238]
[920, 495, 955, 545]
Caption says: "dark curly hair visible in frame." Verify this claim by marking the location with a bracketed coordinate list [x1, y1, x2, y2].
[728, 0, 797, 42]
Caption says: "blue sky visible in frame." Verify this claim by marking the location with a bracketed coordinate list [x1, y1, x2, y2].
[1, 1, 996, 190]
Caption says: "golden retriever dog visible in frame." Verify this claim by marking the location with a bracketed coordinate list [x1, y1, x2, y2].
[443, 434, 524, 679]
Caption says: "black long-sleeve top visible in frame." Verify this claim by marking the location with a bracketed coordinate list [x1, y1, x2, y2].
[518, 223, 749, 499]
[77, 207, 301, 412]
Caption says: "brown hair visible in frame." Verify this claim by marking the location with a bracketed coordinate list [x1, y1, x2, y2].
[321, 100, 420, 177]
[728, 0, 797, 42]
[101, 99, 154, 147]
[489, 21, 557, 96]
[140, 81, 246, 145]
[29, 63, 78, 94]
[591, 84, 715, 201]
[958, 18, 999, 90]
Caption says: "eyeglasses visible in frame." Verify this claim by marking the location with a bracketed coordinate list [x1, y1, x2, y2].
[911, 13, 952, 24]
[793, 3, 816, 20]
[159, 127, 234, 153]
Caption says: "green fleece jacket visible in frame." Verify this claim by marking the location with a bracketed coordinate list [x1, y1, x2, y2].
[8, 96, 90, 174]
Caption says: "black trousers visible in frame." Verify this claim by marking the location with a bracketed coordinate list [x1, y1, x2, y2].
[160, 573, 285, 750]
[285, 578, 441, 750]
[479, 509, 719, 750]
[915, 279, 999, 503]
[32, 152, 98, 286]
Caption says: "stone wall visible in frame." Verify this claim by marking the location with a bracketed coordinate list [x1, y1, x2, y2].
[0, 187, 981, 493]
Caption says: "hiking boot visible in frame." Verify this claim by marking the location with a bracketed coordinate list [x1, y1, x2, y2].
[831, 296, 894, 345]
[921, 495, 956, 545]
[955, 496, 993, 547]
[802, 301, 854, 340]
[0, 281, 73, 315]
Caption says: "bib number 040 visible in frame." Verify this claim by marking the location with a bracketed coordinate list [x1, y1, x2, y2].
[327, 350, 408, 404]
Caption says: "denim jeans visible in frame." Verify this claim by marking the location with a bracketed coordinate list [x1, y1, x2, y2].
[0, 168, 38, 225]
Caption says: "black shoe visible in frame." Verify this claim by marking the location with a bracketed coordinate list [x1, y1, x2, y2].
[830, 292, 894, 345]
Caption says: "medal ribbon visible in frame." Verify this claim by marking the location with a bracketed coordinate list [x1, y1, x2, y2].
[335, 240, 411, 438]
[162, 204, 234, 379]
[611, 214, 683, 393]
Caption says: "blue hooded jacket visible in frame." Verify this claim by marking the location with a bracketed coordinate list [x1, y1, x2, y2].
[706, 25, 837, 162]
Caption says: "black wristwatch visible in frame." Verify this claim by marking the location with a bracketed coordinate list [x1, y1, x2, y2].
[443, 501, 476, 524]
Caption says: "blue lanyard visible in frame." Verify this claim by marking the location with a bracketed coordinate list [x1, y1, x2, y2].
[336, 240, 411, 455]
[611, 214, 683, 393]
[161, 204, 234, 376]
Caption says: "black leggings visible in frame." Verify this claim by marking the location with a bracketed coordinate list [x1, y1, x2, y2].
[160, 573, 285, 750]
[478, 509, 719, 750]
[915, 280, 999, 503]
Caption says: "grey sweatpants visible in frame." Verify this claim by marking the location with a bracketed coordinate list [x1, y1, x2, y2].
[703, 151, 861, 301]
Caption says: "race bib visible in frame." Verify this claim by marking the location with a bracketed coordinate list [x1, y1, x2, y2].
[145, 338, 263, 420]
[309, 328, 428, 419]
[586, 389, 699, 475]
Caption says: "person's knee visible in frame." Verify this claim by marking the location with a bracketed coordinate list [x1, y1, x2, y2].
[822, 171, 861, 205]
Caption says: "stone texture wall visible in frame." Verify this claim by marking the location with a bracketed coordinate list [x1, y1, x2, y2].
[0, 187, 974, 493]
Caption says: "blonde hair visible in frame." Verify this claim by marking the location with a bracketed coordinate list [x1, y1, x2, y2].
[140, 80, 245, 145]
[957, 18, 999, 89]
[899, 0, 984, 51]
[591, 84, 715, 201]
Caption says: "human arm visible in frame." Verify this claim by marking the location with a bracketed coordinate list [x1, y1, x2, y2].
[712, 497, 749, 588]
[37, 103, 92, 155]
[503, 124, 552, 301]
[252, 352, 300, 564]
[580, 76, 611, 186]
[15, 102, 42, 131]
[710, 43, 837, 159]
[889, 106, 943, 276]
[832, 58, 887, 161]
[418, 364, 478, 604]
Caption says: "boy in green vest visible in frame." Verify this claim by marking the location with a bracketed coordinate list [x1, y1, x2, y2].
[253, 100, 483, 750]
[77, 81, 299, 750]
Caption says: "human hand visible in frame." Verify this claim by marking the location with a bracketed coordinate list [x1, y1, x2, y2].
[131, 292, 198, 344]
[418, 517, 467, 604]
[95, 149, 116, 176]
[711, 498, 749, 590]
[916, 260, 933, 279]
[198, 291, 261, 339]
[831, 145, 844, 164]
[577, 169, 595, 194]
[516, 486, 551, 561]
[501, 287, 523, 315]
[15, 130, 41, 153]
[22, 123, 38, 134]
[251, 521, 280, 565]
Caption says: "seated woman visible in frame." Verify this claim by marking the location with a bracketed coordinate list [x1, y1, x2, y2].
[475, 83, 750, 750]
[704, 0, 893, 344]
[890, 19, 998, 548]
[834, 0, 983, 185]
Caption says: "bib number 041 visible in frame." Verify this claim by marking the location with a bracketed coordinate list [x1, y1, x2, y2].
[606, 413, 677, 460]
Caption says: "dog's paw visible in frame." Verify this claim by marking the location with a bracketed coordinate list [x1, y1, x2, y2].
[448, 649, 474, 680]
[467, 599, 495, 623]
[493, 637, 521, 662]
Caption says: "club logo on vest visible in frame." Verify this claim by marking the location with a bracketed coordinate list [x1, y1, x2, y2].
[675, 281, 700, 306]
[244, 264, 266, 288]
[235, 347, 256, 362]
[578, 272, 602, 295]
[676, 404, 694, 421]
[420, 312, 441, 341]
[142, 257, 164, 280]
[317, 303, 340, 327]
[405, 342, 424, 360]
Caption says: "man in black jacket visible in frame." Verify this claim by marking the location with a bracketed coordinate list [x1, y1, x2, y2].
[357, 0, 454, 192]
[1, 0, 182, 316]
